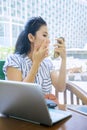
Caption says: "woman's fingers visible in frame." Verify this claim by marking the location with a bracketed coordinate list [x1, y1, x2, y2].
[54, 43, 64, 48]
[55, 37, 65, 43]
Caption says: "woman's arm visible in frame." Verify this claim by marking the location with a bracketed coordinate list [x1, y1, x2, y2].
[7, 40, 49, 82]
[7, 61, 40, 82]
[51, 38, 66, 92]
[51, 58, 66, 92]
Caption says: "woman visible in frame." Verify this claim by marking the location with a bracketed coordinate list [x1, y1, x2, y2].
[3, 16, 66, 100]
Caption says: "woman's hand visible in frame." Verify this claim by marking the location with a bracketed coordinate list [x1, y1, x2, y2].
[32, 40, 49, 65]
[54, 37, 66, 59]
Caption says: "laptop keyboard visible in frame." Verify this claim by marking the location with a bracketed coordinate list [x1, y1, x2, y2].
[50, 111, 65, 122]
[49, 109, 71, 123]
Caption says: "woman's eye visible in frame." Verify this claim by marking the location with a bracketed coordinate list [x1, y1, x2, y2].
[43, 34, 47, 37]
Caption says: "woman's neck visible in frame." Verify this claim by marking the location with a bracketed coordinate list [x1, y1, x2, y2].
[27, 51, 33, 60]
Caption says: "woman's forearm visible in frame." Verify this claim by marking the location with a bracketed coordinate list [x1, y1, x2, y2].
[57, 58, 66, 91]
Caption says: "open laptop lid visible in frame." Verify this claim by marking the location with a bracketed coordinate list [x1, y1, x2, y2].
[0, 80, 52, 126]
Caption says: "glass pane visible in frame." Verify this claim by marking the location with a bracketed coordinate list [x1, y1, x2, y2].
[0, 24, 4, 37]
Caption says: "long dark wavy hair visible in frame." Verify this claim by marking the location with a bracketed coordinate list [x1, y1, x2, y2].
[14, 17, 47, 55]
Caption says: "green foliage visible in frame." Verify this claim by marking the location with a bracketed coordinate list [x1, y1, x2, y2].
[0, 47, 14, 60]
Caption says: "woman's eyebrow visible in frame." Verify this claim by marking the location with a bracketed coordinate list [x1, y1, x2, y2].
[44, 32, 48, 34]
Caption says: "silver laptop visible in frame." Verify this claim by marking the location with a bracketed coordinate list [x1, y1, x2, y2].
[0, 80, 72, 126]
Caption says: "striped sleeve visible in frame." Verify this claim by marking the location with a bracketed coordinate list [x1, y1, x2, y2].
[3, 54, 22, 74]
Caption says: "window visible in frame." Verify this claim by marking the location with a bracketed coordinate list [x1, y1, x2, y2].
[12, 24, 17, 37]
[0, 24, 4, 37]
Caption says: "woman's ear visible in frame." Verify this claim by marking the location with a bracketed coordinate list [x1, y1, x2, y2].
[28, 33, 34, 43]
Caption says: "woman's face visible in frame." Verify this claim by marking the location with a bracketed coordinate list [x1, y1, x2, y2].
[33, 25, 50, 48]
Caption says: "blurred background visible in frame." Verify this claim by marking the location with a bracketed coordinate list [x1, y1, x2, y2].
[0, 0, 87, 82]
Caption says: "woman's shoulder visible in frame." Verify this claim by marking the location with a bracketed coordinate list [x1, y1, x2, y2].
[4, 53, 28, 68]
[3, 53, 29, 73]
[6, 53, 28, 62]
[7, 53, 23, 59]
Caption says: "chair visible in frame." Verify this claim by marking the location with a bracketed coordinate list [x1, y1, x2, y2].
[56, 81, 87, 105]
[0, 60, 5, 80]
